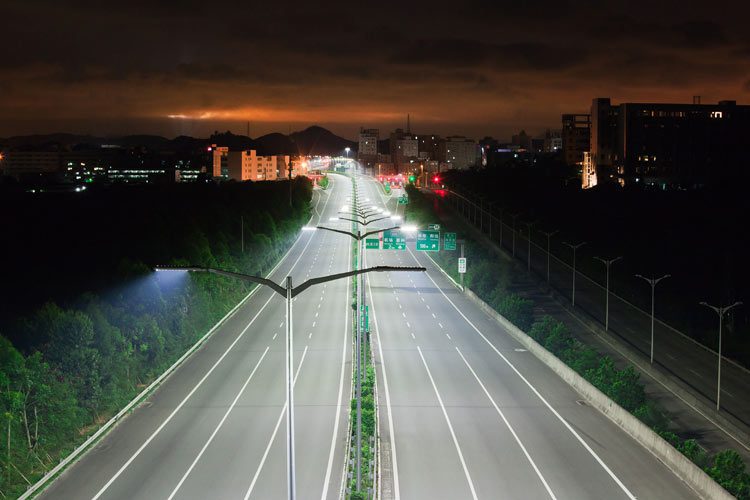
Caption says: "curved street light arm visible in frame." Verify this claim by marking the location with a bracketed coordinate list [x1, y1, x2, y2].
[291, 265, 425, 298]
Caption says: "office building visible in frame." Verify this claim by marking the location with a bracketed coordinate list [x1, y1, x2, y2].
[561, 114, 591, 166]
[358, 128, 379, 172]
[589, 98, 750, 188]
[389, 128, 418, 172]
[210, 145, 229, 178]
[439, 136, 478, 170]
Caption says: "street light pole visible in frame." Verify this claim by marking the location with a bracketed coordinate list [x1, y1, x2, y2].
[511, 213, 520, 257]
[594, 256, 623, 332]
[154, 263, 425, 499]
[540, 229, 559, 283]
[636, 274, 671, 364]
[700, 301, 743, 411]
[525, 221, 537, 272]
[563, 241, 586, 307]
[285, 276, 296, 500]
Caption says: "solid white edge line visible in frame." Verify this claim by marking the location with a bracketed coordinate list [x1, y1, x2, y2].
[91, 293, 278, 500]
[455, 346, 557, 500]
[167, 346, 271, 499]
[244, 345, 309, 500]
[408, 248, 637, 500]
[321, 226, 352, 500]
[416, 346, 478, 500]
[89, 191, 328, 499]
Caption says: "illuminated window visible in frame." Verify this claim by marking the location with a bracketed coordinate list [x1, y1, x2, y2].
[710, 111, 723, 118]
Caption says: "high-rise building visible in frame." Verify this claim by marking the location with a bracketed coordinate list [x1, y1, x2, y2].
[418, 134, 441, 160]
[561, 114, 591, 166]
[543, 129, 563, 153]
[589, 98, 750, 188]
[210, 145, 229, 178]
[357, 128, 379, 172]
[439, 136, 478, 170]
[389, 128, 418, 172]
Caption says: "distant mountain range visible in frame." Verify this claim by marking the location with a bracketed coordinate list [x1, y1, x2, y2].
[0, 126, 357, 156]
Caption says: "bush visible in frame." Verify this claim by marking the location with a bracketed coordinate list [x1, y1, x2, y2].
[707, 450, 750, 499]
[496, 293, 534, 331]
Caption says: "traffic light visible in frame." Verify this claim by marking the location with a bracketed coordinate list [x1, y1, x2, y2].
[408, 175, 416, 183]
[433, 176, 440, 183]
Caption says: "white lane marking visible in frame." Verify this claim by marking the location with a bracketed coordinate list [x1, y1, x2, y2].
[416, 346, 478, 500]
[402, 312, 406, 317]
[395, 296, 399, 301]
[90, 189, 331, 500]
[426, 304, 431, 310]
[689, 368, 701, 377]
[309, 333, 313, 339]
[321, 238, 352, 500]
[410, 333, 415, 339]
[273, 333, 278, 340]
[318, 303, 322, 309]
[312, 321, 317, 328]
[92, 293, 278, 500]
[406, 322, 411, 329]
[166, 347, 270, 500]
[315, 312, 319, 318]
[244, 345, 309, 500]
[417, 290, 421, 295]
[409, 250, 638, 500]
[439, 323, 444, 329]
[398, 304, 402, 309]
[432, 313, 436, 319]
[515, 348, 527, 352]
[455, 347, 557, 499]
[446, 334, 451, 340]
[367, 252, 400, 499]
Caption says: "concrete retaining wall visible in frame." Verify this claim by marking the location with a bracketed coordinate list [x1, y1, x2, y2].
[463, 287, 734, 500]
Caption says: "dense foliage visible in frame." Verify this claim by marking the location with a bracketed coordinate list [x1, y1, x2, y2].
[0, 179, 312, 497]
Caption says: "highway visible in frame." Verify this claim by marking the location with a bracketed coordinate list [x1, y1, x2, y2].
[358, 175, 699, 499]
[39, 170, 703, 500]
[39, 174, 354, 500]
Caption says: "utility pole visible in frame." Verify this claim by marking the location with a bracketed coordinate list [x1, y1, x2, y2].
[525, 221, 537, 272]
[511, 213, 520, 257]
[540, 229, 559, 283]
[636, 274, 670, 364]
[594, 256, 623, 332]
[563, 241, 586, 307]
[241, 216, 244, 254]
[700, 301, 743, 411]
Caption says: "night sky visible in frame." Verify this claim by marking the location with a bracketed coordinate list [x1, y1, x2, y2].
[2, 0, 748, 140]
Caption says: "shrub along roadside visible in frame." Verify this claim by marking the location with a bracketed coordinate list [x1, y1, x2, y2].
[405, 185, 750, 499]
[0, 179, 313, 498]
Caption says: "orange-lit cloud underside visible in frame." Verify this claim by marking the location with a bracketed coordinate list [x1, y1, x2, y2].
[1, 1, 749, 139]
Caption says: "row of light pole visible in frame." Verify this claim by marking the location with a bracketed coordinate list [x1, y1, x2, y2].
[447, 189, 743, 414]
[155, 176, 424, 499]
[319, 179, 422, 494]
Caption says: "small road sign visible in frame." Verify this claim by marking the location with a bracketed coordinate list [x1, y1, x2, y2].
[427, 224, 441, 231]
[365, 238, 380, 249]
[458, 257, 467, 274]
[444, 232, 457, 251]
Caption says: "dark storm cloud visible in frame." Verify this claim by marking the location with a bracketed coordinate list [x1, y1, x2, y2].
[1, 0, 748, 138]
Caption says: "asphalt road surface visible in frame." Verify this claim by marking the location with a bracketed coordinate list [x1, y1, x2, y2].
[359, 174, 699, 500]
[40, 174, 353, 500]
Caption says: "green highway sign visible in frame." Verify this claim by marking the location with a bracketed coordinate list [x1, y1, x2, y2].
[416, 230, 440, 252]
[382, 229, 406, 250]
[365, 238, 380, 250]
[427, 224, 441, 231]
[397, 195, 409, 205]
[444, 232, 457, 251]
